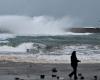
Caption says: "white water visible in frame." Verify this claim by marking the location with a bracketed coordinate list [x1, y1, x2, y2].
[0, 52, 100, 63]
[0, 42, 99, 63]
[0, 42, 33, 52]
[0, 15, 92, 36]
[0, 15, 80, 36]
[0, 15, 97, 63]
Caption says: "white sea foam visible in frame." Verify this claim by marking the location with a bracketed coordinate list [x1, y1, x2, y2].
[0, 42, 33, 52]
[65, 32, 92, 35]
[0, 53, 100, 63]
[0, 43, 99, 63]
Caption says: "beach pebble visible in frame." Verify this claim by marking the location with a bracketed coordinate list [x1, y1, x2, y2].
[94, 75, 97, 80]
[40, 75, 45, 79]
[80, 76, 85, 80]
[52, 74, 57, 77]
[57, 76, 60, 80]
[52, 68, 58, 73]
[78, 73, 82, 76]
[15, 77, 20, 80]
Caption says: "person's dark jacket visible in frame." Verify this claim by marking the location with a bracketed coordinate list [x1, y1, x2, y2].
[71, 55, 80, 68]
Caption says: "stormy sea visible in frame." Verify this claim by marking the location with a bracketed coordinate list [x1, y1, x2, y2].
[0, 15, 99, 63]
[0, 33, 99, 63]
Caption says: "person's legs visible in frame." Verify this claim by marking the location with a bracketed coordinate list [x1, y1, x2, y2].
[73, 67, 78, 80]
[69, 67, 74, 78]
[69, 71, 74, 78]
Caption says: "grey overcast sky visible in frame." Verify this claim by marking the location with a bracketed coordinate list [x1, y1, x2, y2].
[0, 0, 100, 26]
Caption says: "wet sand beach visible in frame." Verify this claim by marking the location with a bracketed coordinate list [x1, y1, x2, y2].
[0, 61, 100, 80]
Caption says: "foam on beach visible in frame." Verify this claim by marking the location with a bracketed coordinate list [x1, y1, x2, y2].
[0, 53, 99, 63]
[0, 42, 99, 63]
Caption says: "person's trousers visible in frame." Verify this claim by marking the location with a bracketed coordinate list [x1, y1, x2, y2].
[69, 66, 77, 80]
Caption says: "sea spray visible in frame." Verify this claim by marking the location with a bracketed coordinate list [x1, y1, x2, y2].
[0, 15, 79, 35]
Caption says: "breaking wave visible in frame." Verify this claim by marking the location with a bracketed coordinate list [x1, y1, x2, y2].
[0, 42, 99, 63]
[0, 15, 80, 36]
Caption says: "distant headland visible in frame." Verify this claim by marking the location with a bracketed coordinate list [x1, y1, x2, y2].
[69, 28, 100, 33]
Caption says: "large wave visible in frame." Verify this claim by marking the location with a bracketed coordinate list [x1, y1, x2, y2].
[0, 15, 80, 35]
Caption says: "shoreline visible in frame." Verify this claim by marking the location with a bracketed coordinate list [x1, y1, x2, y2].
[0, 54, 100, 64]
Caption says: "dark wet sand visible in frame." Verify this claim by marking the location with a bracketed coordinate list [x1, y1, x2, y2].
[0, 61, 100, 80]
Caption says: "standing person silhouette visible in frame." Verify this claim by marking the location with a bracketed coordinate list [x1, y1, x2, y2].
[69, 51, 81, 80]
